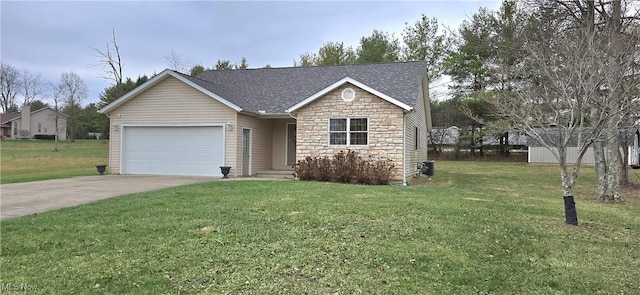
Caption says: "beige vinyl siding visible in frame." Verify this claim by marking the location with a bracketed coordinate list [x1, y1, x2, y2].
[11, 108, 67, 140]
[271, 118, 296, 170]
[106, 76, 237, 175]
[30, 109, 67, 140]
[236, 114, 273, 175]
[403, 75, 429, 181]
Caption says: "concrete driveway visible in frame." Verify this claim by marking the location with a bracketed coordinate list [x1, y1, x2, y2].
[0, 175, 217, 220]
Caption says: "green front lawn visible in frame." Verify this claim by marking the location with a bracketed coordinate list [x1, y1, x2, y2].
[1, 162, 638, 294]
[0, 139, 109, 183]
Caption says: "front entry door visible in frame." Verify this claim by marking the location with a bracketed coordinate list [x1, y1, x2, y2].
[286, 124, 296, 166]
[242, 129, 251, 176]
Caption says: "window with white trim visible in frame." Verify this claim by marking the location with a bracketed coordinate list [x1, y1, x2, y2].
[329, 118, 368, 145]
[341, 88, 355, 102]
[415, 126, 420, 150]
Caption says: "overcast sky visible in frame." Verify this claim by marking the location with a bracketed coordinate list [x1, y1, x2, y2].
[1, 1, 500, 105]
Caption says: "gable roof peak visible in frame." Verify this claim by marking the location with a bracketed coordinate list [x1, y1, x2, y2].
[99, 69, 243, 114]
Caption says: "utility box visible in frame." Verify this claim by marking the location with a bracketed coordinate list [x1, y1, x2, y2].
[422, 161, 435, 177]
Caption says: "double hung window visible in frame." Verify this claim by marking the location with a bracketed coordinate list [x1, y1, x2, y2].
[329, 118, 368, 145]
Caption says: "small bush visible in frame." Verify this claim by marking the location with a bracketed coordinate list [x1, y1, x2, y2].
[293, 150, 395, 185]
[295, 156, 332, 181]
[19, 130, 30, 138]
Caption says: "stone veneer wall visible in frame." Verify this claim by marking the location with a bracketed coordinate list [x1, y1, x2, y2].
[295, 83, 405, 180]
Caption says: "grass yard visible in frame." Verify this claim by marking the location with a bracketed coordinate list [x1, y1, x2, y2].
[1, 162, 639, 294]
[0, 139, 109, 184]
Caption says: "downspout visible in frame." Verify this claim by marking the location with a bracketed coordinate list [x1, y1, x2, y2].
[403, 113, 407, 186]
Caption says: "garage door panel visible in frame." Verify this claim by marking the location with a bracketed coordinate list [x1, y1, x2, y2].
[123, 126, 224, 176]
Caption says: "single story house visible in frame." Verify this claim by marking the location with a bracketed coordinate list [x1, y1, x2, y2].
[527, 128, 640, 166]
[1, 113, 20, 138]
[7, 105, 67, 140]
[99, 61, 432, 183]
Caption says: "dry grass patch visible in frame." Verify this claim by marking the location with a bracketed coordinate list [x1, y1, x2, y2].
[1, 140, 108, 183]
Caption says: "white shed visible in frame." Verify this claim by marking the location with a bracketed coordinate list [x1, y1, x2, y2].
[527, 128, 639, 166]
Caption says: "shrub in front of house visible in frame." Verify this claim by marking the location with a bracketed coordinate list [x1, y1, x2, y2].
[293, 150, 395, 185]
[295, 156, 332, 182]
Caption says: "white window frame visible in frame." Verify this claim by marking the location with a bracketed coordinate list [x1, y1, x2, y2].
[328, 117, 369, 146]
[341, 88, 356, 102]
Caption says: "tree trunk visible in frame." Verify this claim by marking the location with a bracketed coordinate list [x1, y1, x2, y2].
[53, 102, 60, 152]
[563, 195, 578, 226]
[593, 139, 608, 199]
[590, 101, 609, 199]
[559, 154, 578, 226]
[54, 128, 59, 152]
[603, 126, 622, 202]
[470, 128, 476, 157]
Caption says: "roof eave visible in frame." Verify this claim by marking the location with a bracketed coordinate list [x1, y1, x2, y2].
[259, 113, 293, 119]
[239, 110, 292, 119]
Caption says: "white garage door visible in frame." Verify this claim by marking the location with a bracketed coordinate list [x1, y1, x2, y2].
[122, 126, 224, 176]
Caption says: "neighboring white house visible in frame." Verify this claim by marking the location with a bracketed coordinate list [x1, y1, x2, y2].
[9, 105, 67, 140]
[527, 128, 640, 166]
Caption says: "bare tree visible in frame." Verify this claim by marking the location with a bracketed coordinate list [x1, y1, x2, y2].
[57, 72, 88, 142]
[92, 29, 124, 97]
[549, 0, 640, 202]
[598, 0, 640, 201]
[474, 4, 622, 225]
[50, 82, 62, 151]
[165, 50, 191, 73]
[20, 69, 45, 106]
[0, 61, 20, 113]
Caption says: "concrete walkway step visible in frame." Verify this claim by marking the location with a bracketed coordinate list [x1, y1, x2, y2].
[255, 170, 294, 179]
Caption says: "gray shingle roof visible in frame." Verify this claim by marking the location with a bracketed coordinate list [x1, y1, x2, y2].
[1, 113, 20, 125]
[181, 61, 427, 113]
